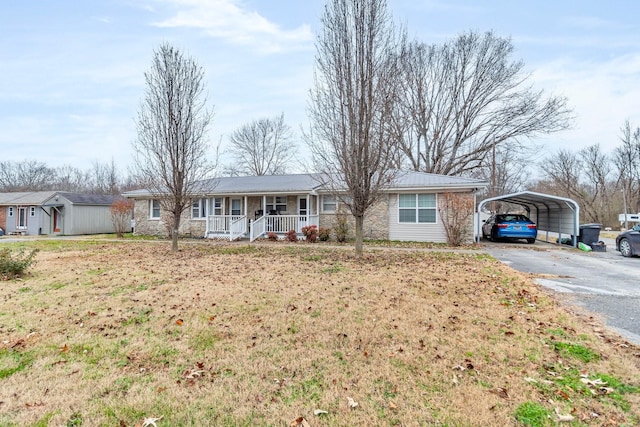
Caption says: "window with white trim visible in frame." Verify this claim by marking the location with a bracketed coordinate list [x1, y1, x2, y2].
[398, 194, 436, 223]
[321, 195, 337, 213]
[8, 207, 13, 217]
[265, 196, 287, 213]
[191, 198, 207, 219]
[231, 199, 241, 216]
[209, 197, 222, 215]
[30, 206, 36, 217]
[150, 199, 161, 219]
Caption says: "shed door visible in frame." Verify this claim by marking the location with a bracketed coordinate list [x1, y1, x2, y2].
[53, 209, 61, 233]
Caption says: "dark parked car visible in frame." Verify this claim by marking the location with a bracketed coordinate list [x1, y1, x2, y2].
[482, 214, 537, 244]
[616, 225, 640, 257]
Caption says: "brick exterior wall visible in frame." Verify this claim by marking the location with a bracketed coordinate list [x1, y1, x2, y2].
[0, 207, 6, 234]
[133, 200, 206, 237]
[318, 195, 389, 240]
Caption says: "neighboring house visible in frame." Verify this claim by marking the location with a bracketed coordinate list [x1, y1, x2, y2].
[0, 191, 121, 236]
[124, 171, 487, 243]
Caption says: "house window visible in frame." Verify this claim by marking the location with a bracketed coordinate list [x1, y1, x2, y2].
[265, 196, 287, 213]
[191, 199, 207, 219]
[8, 207, 13, 217]
[30, 207, 36, 217]
[398, 194, 436, 223]
[209, 198, 222, 216]
[150, 199, 161, 219]
[231, 199, 241, 216]
[321, 195, 337, 213]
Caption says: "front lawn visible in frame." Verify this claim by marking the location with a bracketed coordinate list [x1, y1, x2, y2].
[0, 241, 638, 426]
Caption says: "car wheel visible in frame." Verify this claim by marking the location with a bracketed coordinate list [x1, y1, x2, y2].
[527, 238, 535, 244]
[619, 238, 633, 257]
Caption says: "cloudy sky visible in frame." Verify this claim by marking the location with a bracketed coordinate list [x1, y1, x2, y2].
[1, 0, 639, 172]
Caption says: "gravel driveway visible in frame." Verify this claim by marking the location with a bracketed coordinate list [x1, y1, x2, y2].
[483, 237, 640, 345]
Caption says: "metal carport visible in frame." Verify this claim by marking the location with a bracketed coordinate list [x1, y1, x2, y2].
[476, 191, 580, 246]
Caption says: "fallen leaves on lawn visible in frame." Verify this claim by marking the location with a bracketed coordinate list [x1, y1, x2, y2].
[290, 416, 311, 427]
[488, 387, 509, 399]
[313, 409, 328, 416]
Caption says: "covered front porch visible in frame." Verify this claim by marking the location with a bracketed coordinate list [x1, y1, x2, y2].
[203, 194, 319, 241]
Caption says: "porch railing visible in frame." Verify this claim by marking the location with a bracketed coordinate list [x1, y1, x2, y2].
[250, 216, 266, 242]
[206, 215, 245, 235]
[209, 214, 320, 241]
[229, 216, 247, 241]
[250, 214, 319, 241]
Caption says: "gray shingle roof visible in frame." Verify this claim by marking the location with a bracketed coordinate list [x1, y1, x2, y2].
[0, 191, 121, 206]
[0, 191, 59, 205]
[124, 171, 486, 198]
[388, 171, 487, 190]
[59, 193, 121, 206]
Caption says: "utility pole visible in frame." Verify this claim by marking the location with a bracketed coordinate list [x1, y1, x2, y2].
[622, 186, 629, 230]
[491, 136, 496, 213]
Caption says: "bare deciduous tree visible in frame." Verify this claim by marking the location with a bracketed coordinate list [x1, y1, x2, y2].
[227, 113, 297, 175]
[110, 198, 134, 238]
[398, 31, 572, 176]
[614, 120, 640, 213]
[132, 43, 215, 251]
[306, 0, 403, 256]
[54, 165, 89, 193]
[89, 159, 121, 195]
[438, 192, 475, 246]
[540, 145, 615, 224]
[0, 160, 53, 191]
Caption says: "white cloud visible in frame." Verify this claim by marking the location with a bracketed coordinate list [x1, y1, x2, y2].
[151, 0, 313, 54]
[532, 53, 640, 153]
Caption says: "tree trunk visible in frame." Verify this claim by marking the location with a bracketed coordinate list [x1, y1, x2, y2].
[172, 214, 180, 251]
[354, 214, 364, 257]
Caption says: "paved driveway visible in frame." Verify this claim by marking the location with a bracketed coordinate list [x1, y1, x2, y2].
[483, 237, 640, 345]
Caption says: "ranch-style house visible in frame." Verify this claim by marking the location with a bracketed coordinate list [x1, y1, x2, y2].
[124, 171, 487, 243]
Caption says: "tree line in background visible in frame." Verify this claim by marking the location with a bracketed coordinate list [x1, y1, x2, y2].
[535, 120, 640, 228]
[0, 159, 138, 195]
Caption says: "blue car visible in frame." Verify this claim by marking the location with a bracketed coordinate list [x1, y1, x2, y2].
[482, 214, 537, 244]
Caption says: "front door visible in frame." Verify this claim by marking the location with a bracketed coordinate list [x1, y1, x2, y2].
[53, 208, 61, 233]
[17, 207, 27, 229]
[298, 197, 308, 230]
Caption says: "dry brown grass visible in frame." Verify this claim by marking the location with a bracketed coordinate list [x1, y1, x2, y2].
[0, 240, 639, 427]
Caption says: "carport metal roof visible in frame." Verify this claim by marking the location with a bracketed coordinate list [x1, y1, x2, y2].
[477, 191, 580, 245]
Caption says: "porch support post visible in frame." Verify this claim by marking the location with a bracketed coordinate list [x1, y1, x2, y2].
[244, 196, 248, 233]
[263, 195, 266, 212]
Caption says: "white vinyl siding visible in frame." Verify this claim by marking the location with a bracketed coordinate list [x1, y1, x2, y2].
[389, 193, 446, 242]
